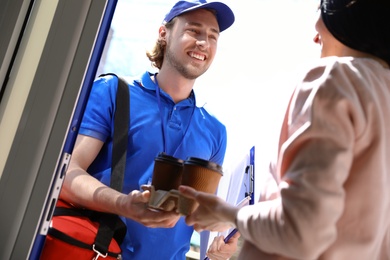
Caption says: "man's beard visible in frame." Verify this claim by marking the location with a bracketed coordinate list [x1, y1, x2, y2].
[164, 43, 209, 80]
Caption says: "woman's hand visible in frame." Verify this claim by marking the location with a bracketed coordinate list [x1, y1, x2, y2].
[178, 185, 238, 232]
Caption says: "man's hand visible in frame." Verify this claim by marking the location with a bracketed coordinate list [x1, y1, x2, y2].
[121, 189, 181, 228]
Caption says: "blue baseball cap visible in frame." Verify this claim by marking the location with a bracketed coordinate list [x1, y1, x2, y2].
[163, 0, 235, 32]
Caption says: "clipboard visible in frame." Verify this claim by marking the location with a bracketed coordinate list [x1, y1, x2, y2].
[222, 146, 255, 240]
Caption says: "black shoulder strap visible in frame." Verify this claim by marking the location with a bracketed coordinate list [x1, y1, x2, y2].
[105, 73, 129, 192]
[94, 73, 130, 254]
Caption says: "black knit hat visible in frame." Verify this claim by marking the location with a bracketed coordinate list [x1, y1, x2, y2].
[321, 0, 390, 66]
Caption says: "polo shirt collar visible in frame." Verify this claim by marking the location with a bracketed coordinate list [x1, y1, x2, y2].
[137, 71, 196, 106]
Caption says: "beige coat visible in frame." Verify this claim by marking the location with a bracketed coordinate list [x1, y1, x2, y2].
[236, 57, 390, 259]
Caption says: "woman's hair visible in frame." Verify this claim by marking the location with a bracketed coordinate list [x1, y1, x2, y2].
[146, 20, 175, 70]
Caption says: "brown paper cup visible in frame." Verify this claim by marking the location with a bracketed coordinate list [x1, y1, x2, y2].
[151, 153, 184, 191]
[178, 157, 223, 215]
[148, 153, 183, 211]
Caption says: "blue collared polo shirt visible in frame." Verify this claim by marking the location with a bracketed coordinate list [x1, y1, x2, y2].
[79, 71, 227, 259]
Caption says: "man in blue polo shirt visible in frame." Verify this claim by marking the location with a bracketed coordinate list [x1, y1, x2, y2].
[60, 0, 236, 259]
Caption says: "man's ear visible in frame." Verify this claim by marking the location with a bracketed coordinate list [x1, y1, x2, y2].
[159, 25, 167, 39]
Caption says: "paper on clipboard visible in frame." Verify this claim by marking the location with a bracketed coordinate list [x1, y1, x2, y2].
[225, 153, 251, 206]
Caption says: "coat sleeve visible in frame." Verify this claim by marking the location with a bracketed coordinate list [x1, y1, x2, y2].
[236, 61, 367, 259]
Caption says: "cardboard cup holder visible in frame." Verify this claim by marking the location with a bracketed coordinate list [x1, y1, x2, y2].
[144, 155, 223, 215]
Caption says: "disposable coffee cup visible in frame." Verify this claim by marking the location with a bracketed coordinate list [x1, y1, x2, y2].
[148, 153, 184, 211]
[178, 157, 223, 215]
[151, 153, 184, 191]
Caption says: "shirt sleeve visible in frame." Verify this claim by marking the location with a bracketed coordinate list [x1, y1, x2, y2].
[212, 123, 227, 166]
[79, 75, 118, 142]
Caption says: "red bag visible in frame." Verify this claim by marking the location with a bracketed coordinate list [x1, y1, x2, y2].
[40, 200, 125, 260]
[40, 75, 129, 260]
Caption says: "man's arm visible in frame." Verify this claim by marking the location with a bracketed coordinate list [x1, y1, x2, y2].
[60, 134, 180, 228]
